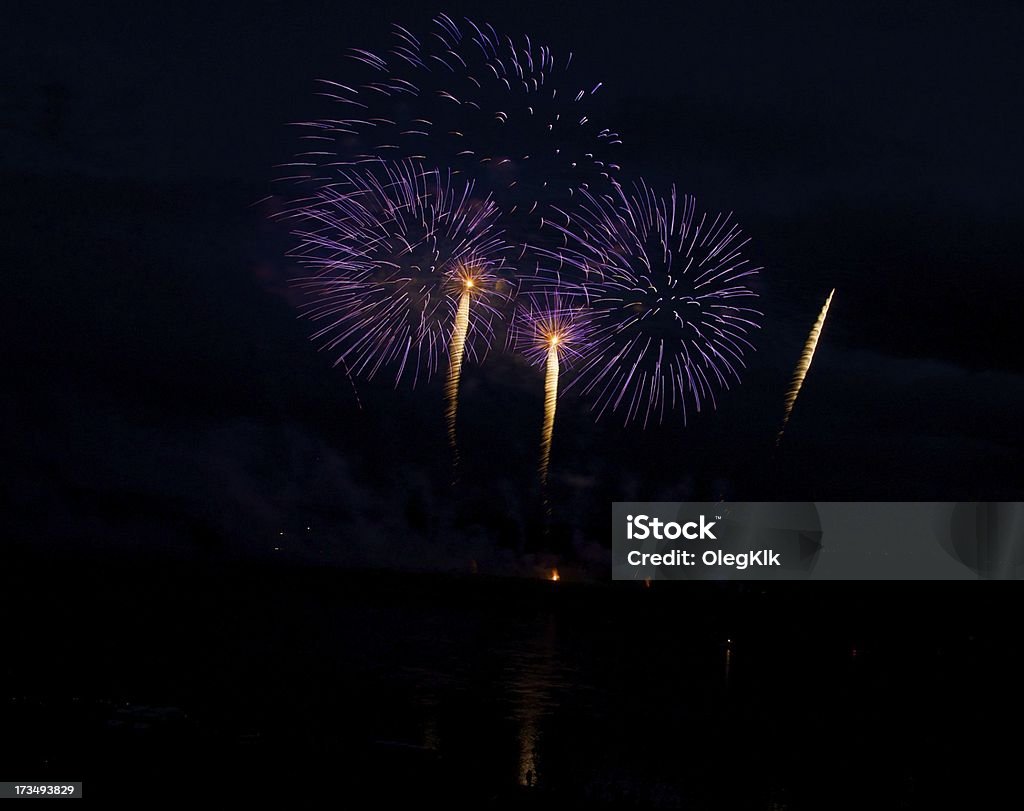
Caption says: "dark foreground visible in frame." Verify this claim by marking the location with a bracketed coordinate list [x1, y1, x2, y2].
[2, 558, 1019, 807]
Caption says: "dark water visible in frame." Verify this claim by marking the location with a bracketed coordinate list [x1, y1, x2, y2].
[2, 561, 1018, 806]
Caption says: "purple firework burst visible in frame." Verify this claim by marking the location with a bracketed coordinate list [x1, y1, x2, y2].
[279, 159, 513, 386]
[510, 292, 595, 370]
[543, 181, 763, 426]
[286, 14, 620, 222]
[509, 291, 597, 488]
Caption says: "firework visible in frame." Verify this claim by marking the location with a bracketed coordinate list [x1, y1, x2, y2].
[512, 295, 594, 488]
[543, 181, 763, 426]
[280, 159, 511, 393]
[287, 14, 620, 225]
[445, 278, 472, 460]
[541, 343, 559, 488]
[776, 288, 834, 446]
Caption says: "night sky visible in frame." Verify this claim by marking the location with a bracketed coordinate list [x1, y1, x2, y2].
[5, 0, 1023, 575]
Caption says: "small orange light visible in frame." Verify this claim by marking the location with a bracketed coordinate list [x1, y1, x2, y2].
[550, 568, 560, 582]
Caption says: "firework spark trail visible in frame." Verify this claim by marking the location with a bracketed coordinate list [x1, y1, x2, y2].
[278, 159, 510, 388]
[542, 181, 763, 426]
[776, 288, 834, 446]
[512, 294, 594, 497]
[540, 340, 559, 488]
[446, 280, 473, 461]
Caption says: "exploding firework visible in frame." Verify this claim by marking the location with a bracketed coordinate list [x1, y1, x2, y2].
[777, 288, 834, 446]
[512, 295, 594, 488]
[280, 159, 512, 397]
[287, 14, 621, 226]
[543, 181, 763, 426]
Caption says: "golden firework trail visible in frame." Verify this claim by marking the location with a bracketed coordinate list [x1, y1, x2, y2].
[777, 288, 835, 446]
[445, 279, 473, 462]
[539, 338, 560, 488]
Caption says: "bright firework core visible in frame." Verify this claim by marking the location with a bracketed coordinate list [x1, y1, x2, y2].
[510, 295, 596, 489]
[512, 295, 594, 371]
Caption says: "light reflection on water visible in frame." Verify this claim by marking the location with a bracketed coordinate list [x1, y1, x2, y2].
[385, 596, 885, 807]
[420, 694, 440, 752]
[517, 712, 539, 787]
[404, 611, 579, 790]
[507, 614, 563, 788]
[406, 611, 734, 795]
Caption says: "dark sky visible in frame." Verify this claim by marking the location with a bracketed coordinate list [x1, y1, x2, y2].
[4, 1, 1023, 574]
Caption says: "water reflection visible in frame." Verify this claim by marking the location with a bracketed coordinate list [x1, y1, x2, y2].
[506, 614, 563, 788]
[409, 667, 449, 754]
[518, 715, 539, 787]
[420, 693, 440, 752]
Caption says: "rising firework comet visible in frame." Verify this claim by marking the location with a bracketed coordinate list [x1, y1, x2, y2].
[286, 14, 620, 227]
[776, 288, 834, 446]
[279, 159, 511, 413]
[512, 296, 593, 488]
[543, 181, 763, 427]
[445, 276, 472, 460]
